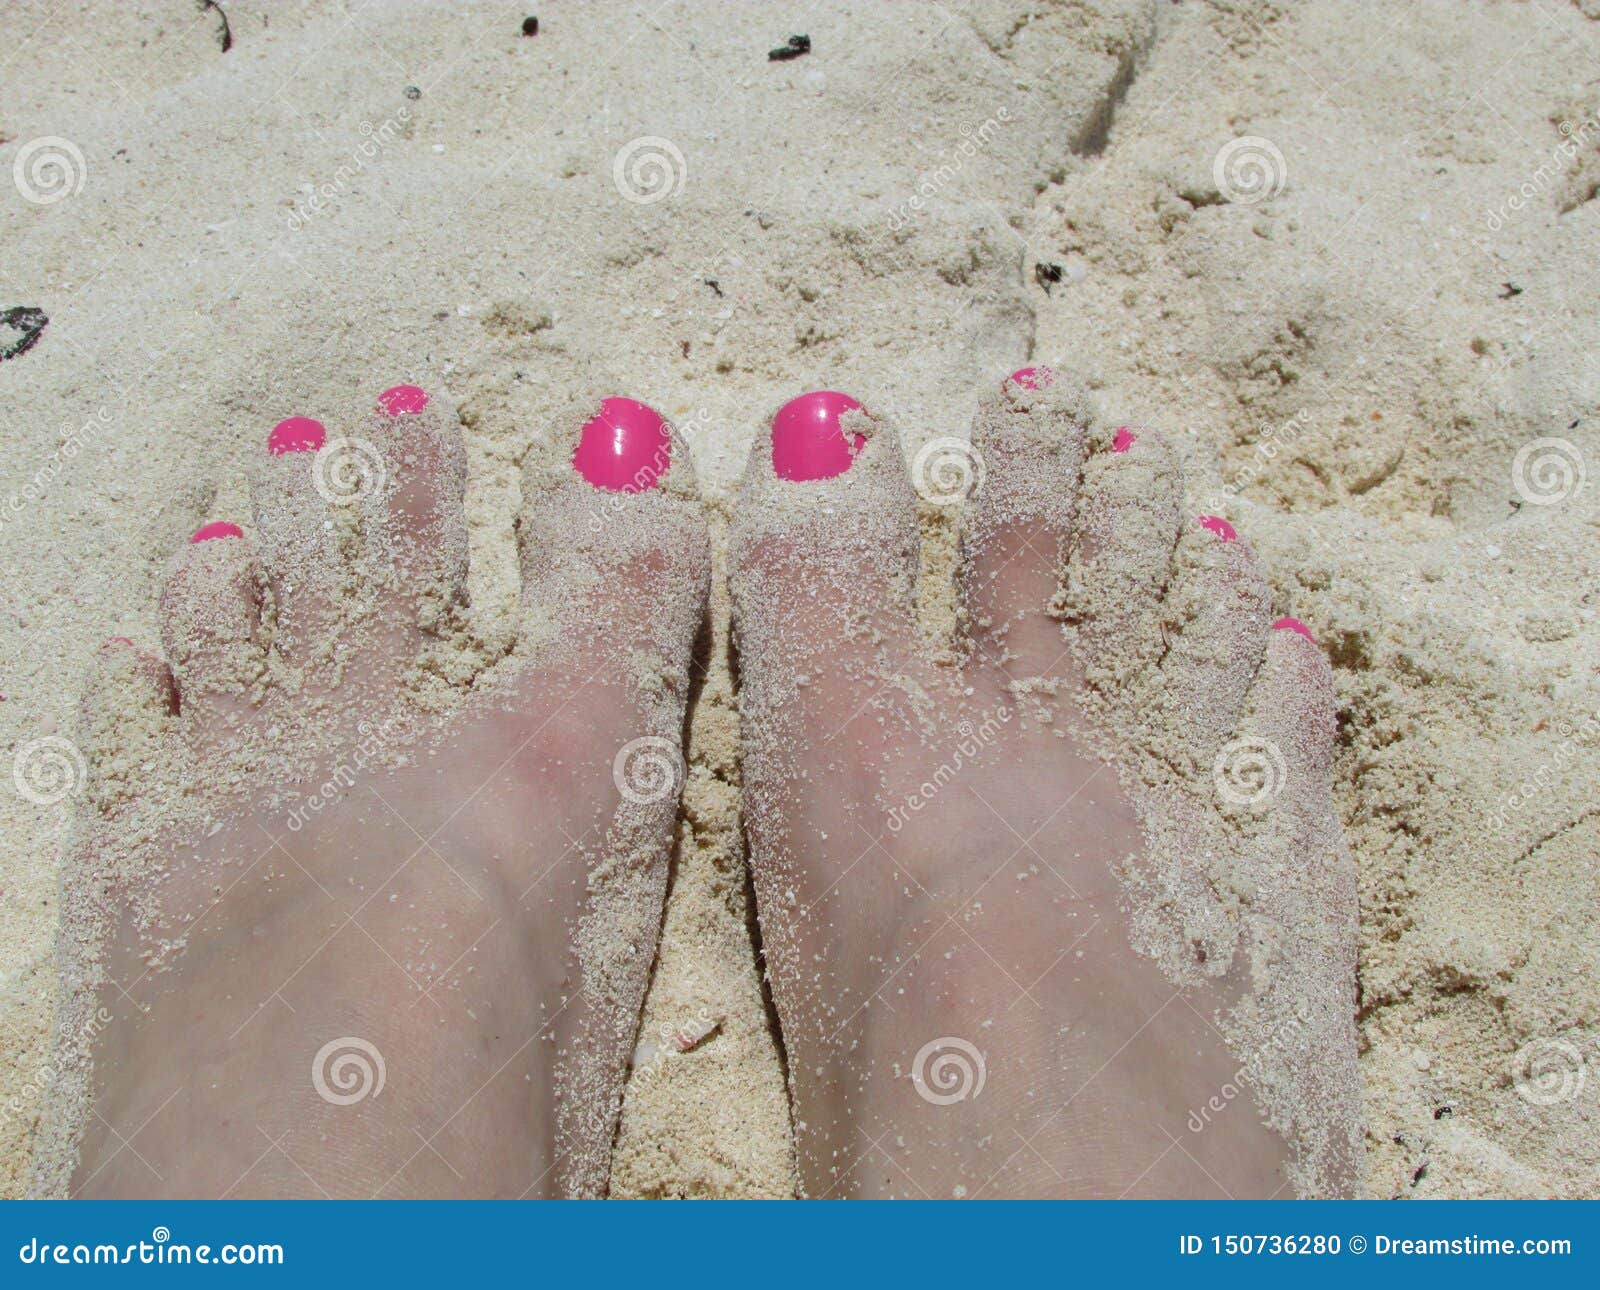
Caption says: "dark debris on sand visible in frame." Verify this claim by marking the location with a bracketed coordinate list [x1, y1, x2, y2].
[768, 35, 810, 61]
[0, 307, 48, 362]
[198, 1, 232, 53]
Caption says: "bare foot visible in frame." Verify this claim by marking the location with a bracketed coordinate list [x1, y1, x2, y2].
[730, 375, 1362, 1199]
[35, 388, 707, 1198]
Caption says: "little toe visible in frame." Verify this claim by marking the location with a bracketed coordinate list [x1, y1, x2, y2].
[959, 367, 1089, 683]
[362, 383, 470, 632]
[78, 638, 177, 816]
[1150, 515, 1273, 767]
[159, 523, 268, 741]
[1058, 422, 1183, 683]
[1227, 617, 1364, 1196]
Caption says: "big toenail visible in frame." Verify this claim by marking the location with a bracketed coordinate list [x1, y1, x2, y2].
[573, 396, 671, 493]
[268, 416, 327, 455]
[1273, 616, 1315, 643]
[772, 390, 865, 481]
[1006, 366, 1054, 392]
[1111, 426, 1138, 453]
[1197, 515, 1237, 541]
[190, 521, 244, 543]
[377, 384, 429, 416]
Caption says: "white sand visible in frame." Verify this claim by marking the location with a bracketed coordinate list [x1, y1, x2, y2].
[2, 0, 1595, 1197]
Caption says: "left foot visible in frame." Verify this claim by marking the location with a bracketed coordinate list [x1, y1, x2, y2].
[37, 387, 708, 1198]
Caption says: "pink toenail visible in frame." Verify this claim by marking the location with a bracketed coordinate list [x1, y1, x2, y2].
[1197, 515, 1237, 541]
[377, 384, 428, 416]
[572, 396, 672, 493]
[1006, 366, 1054, 391]
[268, 416, 327, 455]
[772, 390, 865, 481]
[1273, 616, 1315, 643]
[1111, 426, 1137, 453]
[190, 521, 244, 544]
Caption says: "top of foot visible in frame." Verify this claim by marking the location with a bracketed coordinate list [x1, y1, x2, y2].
[729, 371, 1361, 1198]
[40, 384, 709, 1199]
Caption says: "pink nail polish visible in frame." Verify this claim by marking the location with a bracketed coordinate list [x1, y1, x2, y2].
[772, 390, 865, 481]
[268, 416, 327, 455]
[1197, 515, 1237, 541]
[190, 521, 244, 544]
[572, 396, 671, 493]
[1111, 426, 1137, 454]
[377, 384, 428, 417]
[1273, 616, 1315, 643]
[1006, 366, 1054, 392]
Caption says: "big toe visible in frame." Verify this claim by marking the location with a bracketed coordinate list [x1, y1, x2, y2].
[731, 392, 926, 768]
[517, 393, 709, 702]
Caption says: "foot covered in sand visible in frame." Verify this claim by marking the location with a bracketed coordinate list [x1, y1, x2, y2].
[38, 388, 708, 1198]
[730, 372, 1362, 1198]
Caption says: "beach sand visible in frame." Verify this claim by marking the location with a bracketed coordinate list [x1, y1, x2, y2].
[2, 0, 1595, 1197]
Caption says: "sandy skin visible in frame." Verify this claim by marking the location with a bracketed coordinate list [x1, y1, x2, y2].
[37, 377, 1360, 1199]
[36, 388, 708, 1198]
[729, 376, 1362, 1198]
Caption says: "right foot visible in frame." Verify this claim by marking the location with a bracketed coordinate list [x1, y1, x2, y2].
[730, 376, 1363, 1199]
[38, 388, 708, 1199]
